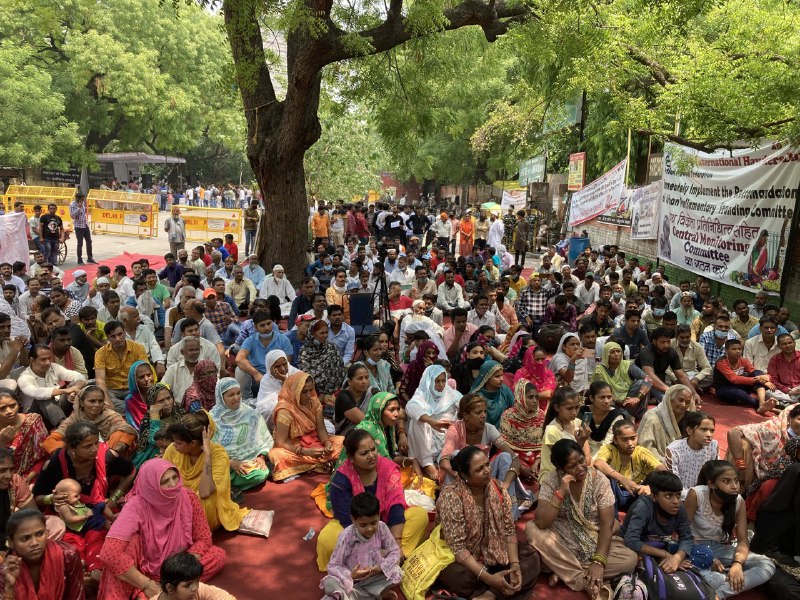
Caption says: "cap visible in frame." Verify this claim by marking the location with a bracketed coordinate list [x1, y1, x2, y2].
[681, 291, 693, 298]
[203, 288, 216, 298]
[96, 277, 110, 285]
[295, 314, 315, 326]
[346, 282, 359, 291]
[585, 271, 595, 278]
[203, 241, 213, 246]
[73, 270, 87, 278]
[248, 254, 257, 259]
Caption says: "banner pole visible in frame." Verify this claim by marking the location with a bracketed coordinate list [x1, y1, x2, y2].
[625, 128, 632, 185]
[778, 185, 800, 306]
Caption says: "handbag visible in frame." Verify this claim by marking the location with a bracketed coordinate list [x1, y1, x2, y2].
[634, 554, 714, 600]
[400, 525, 454, 600]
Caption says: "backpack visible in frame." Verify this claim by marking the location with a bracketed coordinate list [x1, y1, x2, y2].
[633, 555, 714, 600]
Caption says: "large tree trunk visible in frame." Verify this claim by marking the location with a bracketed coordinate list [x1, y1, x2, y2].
[253, 155, 311, 283]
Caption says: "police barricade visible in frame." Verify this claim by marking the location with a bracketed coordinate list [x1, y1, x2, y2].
[179, 206, 242, 243]
[4, 185, 76, 229]
[87, 189, 159, 237]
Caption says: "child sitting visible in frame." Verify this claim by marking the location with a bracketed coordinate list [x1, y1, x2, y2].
[713, 338, 777, 415]
[321, 492, 402, 600]
[54, 478, 113, 533]
[539, 386, 591, 479]
[685, 460, 775, 599]
[593, 418, 666, 512]
[665, 412, 718, 498]
[54, 478, 114, 579]
[153, 551, 236, 600]
[154, 428, 172, 457]
[620, 471, 694, 574]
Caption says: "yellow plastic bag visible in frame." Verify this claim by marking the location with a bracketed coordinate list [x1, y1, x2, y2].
[400, 524, 454, 600]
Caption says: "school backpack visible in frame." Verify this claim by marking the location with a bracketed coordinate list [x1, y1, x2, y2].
[633, 555, 714, 600]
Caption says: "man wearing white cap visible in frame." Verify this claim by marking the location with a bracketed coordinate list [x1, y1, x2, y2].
[243, 254, 266, 288]
[82, 276, 112, 311]
[259, 264, 296, 317]
[66, 270, 89, 303]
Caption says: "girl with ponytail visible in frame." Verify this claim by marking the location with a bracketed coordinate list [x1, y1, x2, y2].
[684, 460, 774, 598]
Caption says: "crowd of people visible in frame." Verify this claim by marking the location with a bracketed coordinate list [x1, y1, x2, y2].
[0, 194, 798, 599]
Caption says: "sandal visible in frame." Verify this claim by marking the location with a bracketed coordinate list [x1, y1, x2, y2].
[431, 591, 468, 600]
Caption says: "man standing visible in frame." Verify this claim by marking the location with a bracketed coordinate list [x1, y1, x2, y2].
[28, 204, 44, 256]
[39, 203, 63, 266]
[243, 200, 260, 256]
[487, 213, 504, 250]
[69, 192, 96, 265]
[513, 210, 529, 267]
[164, 205, 187, 256]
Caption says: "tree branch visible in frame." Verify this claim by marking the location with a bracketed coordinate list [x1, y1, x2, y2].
[320, 0, 531, 66]
[623, 43, 675, 87]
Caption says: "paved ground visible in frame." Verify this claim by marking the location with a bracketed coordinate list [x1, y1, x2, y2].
[59, 210, 185, 268]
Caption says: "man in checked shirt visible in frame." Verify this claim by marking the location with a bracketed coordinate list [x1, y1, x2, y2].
[515, 272, 560, 335]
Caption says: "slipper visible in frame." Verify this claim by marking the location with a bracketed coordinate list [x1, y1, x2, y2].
[431, 590, 468, 600]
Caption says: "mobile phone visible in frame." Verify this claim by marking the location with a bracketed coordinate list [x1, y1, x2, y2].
[581, 412, 592, 427]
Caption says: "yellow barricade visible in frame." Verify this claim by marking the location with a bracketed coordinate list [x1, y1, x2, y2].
[87, 189, 159, 237]
[179, 206, 242, 243]
[4, 185, 76, 229]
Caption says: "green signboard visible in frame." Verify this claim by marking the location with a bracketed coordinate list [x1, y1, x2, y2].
[519, 155, 546, 186]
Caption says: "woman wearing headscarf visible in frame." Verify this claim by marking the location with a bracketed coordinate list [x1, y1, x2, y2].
[637, 384, 694, 462]
[513, 345, 557, 402]
[43, 385, 137, 457]
[164, 411, 249, 531]
[0, 389, 48, 480]
[470, 360, 515, 429]
[255, 349, 299, 427]
[182, 359, 218, 413]
[124, 360, 156, 432]
[133, 383, 185, 468]
[435, 446, 540, 600]
[406, 364, 461, 480]
[268, 372, 345, 482]
[591, 341, 650, 420]
[398, 339, 439, 404]
[299, 320, 346, 408]
[550, 332, 592, 394]
[452, 341, 486, 395]
[500, 379, 548, 481]
[98, 458, 226, 600]
[356, 336, 395, 393]
[211, 378, 273, 491]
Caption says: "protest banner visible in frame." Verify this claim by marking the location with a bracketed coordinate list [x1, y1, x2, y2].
[0, 212, 29, 268]
[597, 186, 632, 227]
[568, 159, 627, 226]
[500, 189, 527, 211]
[629, 182, 662, 239]
[659, 142, 800, 293]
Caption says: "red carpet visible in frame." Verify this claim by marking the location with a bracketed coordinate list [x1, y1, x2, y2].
[61, 252, 167, 285]
[211, 393, 771, 600]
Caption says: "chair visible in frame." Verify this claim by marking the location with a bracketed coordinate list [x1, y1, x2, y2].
[349, 293, 378, 337]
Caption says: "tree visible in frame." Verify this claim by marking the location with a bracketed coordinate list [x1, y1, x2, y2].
[219, 0, 527, 281]
[0, 0, 243, 167]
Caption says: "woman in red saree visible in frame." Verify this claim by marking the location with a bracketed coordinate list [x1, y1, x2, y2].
[0, 509, 85, 600]
[268, 372, 344, 481]
[500, 379, 548, 480]
[459, 213, 475, 257]
[0, 390, 47, 481]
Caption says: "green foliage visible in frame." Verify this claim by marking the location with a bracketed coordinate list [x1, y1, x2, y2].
[0, 0, 244, 168]
[304, 94, 388, 200]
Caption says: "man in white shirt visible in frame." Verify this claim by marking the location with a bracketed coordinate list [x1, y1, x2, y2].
[120, 307, 165, 377]
[166, 318, 222, 370]
[576, 272, 600, 307]
[258, 265, 297, 318]
[388, 254, 414, 286]
[18, 344, 86, 425]
[487, 213, 504, 249]
[113, 265, 135, 305]
[437, 269, 469, 313]
[467, 294, 510, 334]
[743, 317, 781, 372]
[17, 278, 43, 320]
[161, 335, 203, 407]
[82, 277, 112, 311]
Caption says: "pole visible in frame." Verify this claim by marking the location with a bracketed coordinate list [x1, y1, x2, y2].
[778, 185, 800, 306]
[625, 128, 632, 185]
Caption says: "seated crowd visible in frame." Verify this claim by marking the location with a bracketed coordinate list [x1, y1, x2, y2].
[0, 202, 799, 600]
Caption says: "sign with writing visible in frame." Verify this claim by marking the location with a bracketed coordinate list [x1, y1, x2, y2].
[659, 142, 799, 293]
[567, 152, 586, 191]
[519, 155, 546, 186]
[568, 159, 627, 226]
[500, 189, 527, 211]
[88, 194, 158, 237]
[629, 182, 662, 239]
[41, 167, 81, 186]
[181, 207, 243, 242]
[597, 186, 632, 227]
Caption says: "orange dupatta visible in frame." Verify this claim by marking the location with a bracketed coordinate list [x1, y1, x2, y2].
[273, 372, 322, 439]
